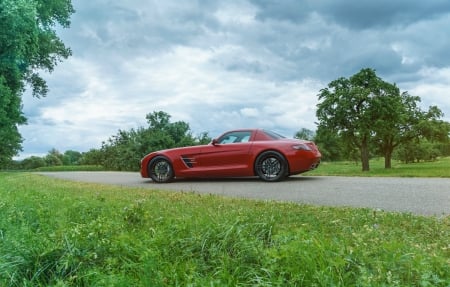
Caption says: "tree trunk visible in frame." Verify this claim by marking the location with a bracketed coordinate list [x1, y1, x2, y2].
[384, 148, 393, 168]
[360, 136, 370, 171]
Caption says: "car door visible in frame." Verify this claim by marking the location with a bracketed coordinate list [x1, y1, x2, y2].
[194, 130, 253, 176]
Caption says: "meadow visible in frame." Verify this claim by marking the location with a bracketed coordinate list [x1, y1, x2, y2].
[0, 159, 449, 286]
[307, 157, 450, 177]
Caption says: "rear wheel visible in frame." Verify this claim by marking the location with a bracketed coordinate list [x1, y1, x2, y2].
[254, 151, 287, 182]
[148, 156, 174, 183]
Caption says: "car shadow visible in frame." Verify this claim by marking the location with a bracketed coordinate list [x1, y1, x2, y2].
[145, 175, 323, 184]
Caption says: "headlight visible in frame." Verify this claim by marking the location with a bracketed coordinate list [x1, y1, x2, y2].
[292, 144, 312, 151]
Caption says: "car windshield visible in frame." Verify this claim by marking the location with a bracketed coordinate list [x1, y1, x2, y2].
[263, 130, 286, 139]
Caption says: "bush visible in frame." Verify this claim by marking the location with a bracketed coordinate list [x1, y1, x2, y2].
[20, 156, 46, 169]
[395, 140, 441, 163]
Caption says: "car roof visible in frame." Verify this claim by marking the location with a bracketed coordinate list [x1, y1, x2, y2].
[219, 129, 287, 140]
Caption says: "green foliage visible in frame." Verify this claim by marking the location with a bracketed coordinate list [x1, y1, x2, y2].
[8, 149, 93, 170]
[0, 173, 448, 286]
[0, 78, 26, 167]
[307, 157, 450, 177]
[316, 68, 449, 170]
[44, 148, 63, 166]
[79, 149, 104, 166]
[0, 0, 74, 164]
[313, 127, 345, 161]
[62, 150, 82, 165]
[100, 111, 211, 171]
[0, 0, 74, 96]
[8, 111, 211, 171]
[317, 68, 389, 171]
[294, 128, 315, 141]
[20, 156, 46, 169]
[394, 139, 439, 163]
[196, 131, 213, 145]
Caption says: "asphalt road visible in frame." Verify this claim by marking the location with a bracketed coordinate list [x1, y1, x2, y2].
[38, 172, 450, 216]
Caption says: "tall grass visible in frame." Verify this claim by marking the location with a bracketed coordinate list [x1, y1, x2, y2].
[0, 173, 448, 286]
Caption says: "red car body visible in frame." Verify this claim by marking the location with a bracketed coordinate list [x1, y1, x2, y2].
[140, 129, 321, 182]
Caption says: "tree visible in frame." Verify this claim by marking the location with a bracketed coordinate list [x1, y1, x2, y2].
[45, 148, 63, 166]
[394, 139, 441, 163]
[370, 90, 417, 168]
[20, 156, 46, 169]
[317, 69, 384, 171]
[314, 127, 346, 162]
[101, 129, 142, 171]
[0, 0, 74, 165]
[294, 128, 315, 141]
[80, 149, 104, 166]
[394, 110, 450, 162]
[196, 132, 212, 145]
[100, 111, 203, 171]
[0, 78, 26, 166]
[372, 94, 447, 168]
[317, 68, 448, 170]
[417, 106, 450, 144]
[63, 150, 82, 165]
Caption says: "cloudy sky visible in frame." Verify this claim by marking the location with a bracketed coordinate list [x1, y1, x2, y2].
[18, 0, 450, 158]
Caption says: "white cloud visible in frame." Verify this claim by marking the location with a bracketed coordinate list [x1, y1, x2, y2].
[403, 67, 450, 121]
[240, 107, 259, 117]
[214, 1, 257, 26]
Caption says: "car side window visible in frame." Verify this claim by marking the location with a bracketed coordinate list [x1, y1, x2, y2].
[218, 131, 252, 144]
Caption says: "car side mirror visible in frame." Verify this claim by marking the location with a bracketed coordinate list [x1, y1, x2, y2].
[212, 139, 219, 145]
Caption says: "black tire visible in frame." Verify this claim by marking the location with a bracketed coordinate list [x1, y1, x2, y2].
[254, 151, 288, 182]
[148, 156, 174, 183]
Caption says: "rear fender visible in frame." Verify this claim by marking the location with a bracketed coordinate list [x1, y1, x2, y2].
[253, 149, 290, 176]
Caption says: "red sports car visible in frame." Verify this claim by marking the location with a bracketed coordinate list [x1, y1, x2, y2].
[140, 129, 321, 183]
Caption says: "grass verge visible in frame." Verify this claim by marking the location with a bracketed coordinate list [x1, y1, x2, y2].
[306, 157, 450, 177]
[32, 165, 105, 172]
[0, 173, 449, 286]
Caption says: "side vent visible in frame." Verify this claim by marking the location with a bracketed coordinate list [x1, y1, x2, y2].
[181, 156, 196, 168]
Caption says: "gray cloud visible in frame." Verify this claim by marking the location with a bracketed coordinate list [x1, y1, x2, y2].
[251, 0, 450, 29]
[319, 1, 450, 30]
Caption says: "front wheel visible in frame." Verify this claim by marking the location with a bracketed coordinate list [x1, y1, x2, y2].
[148, 156, 174, 183]
[254, 151, 288, 182]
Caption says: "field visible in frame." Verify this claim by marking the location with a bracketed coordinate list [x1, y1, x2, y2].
[0, 170, 449, 286]
[307, 157, 450, 177]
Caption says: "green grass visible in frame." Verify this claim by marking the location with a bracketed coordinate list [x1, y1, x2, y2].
[32, 165, 105, 172]
[306, 157, 450, 177]
[0, 173, 448, 286]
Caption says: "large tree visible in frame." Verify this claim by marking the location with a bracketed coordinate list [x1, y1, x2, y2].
[371, 92, 446, 168]
[0, 0, 74, 166]
[317, 69, 383, 171]
[0, 78, 26, 166]
[316, 68, 445, 171]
